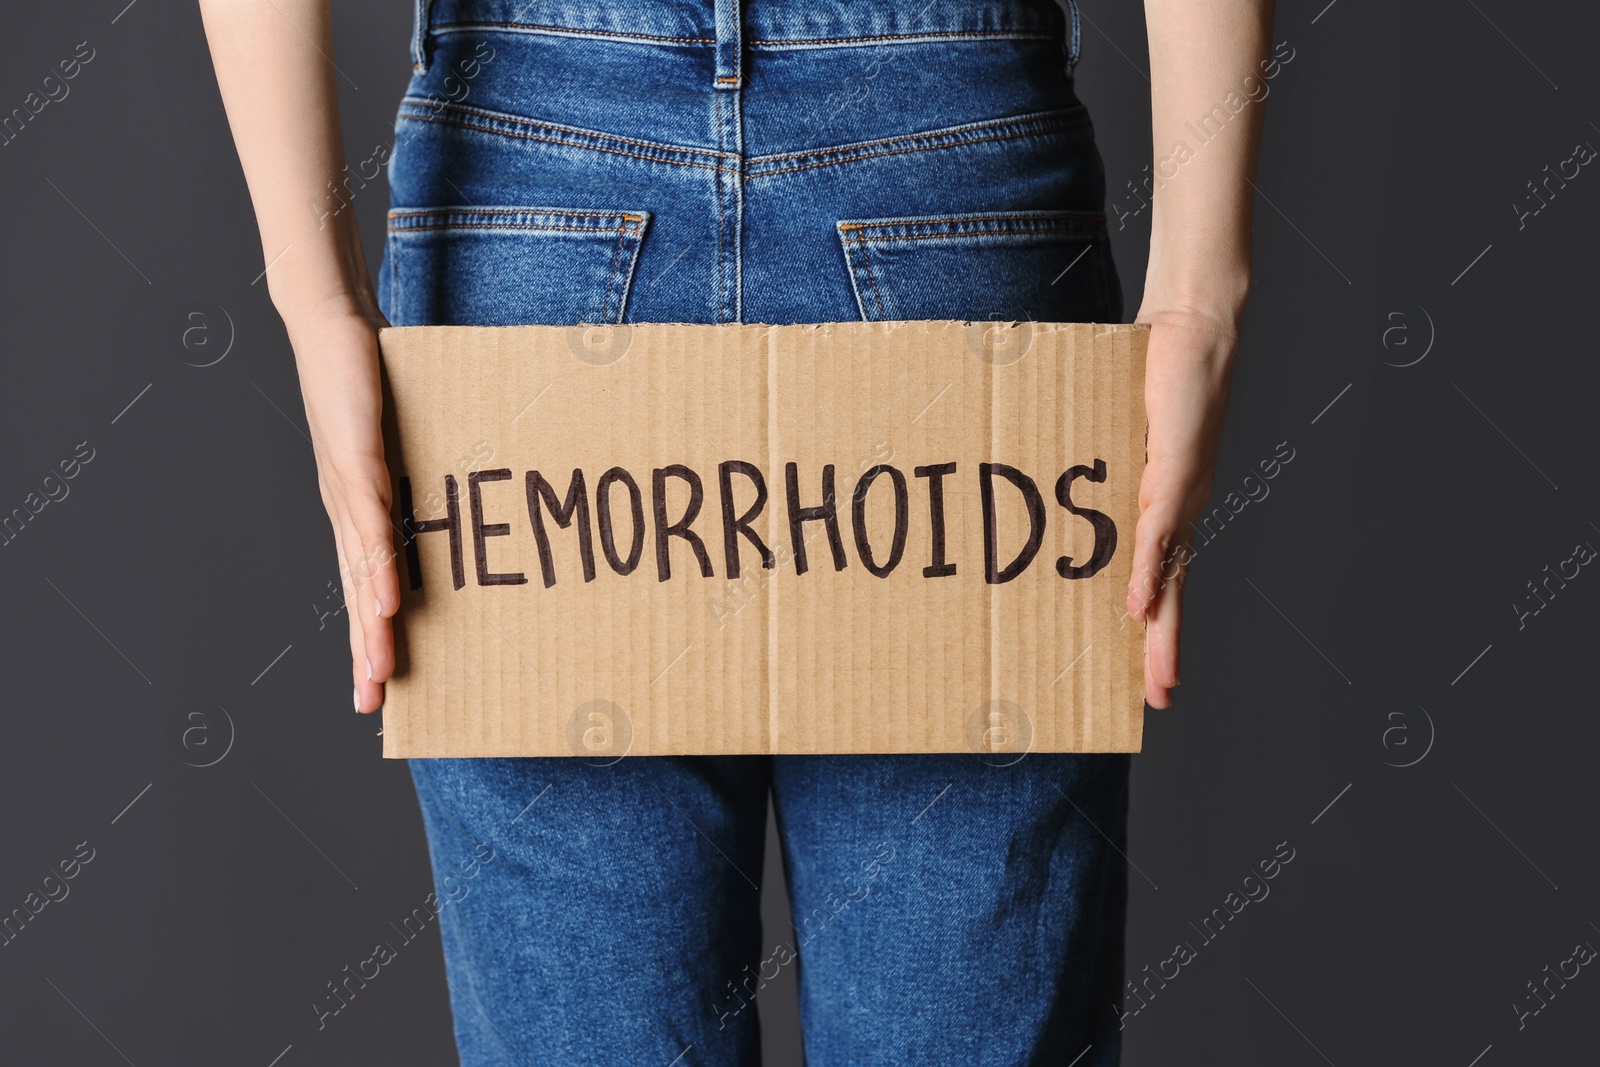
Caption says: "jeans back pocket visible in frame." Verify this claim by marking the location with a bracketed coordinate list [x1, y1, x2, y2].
[383, 206, 651, 326]
[836, 209, 1115, 324]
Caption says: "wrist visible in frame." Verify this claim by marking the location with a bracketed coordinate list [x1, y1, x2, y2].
[261, 223, 383, 331]
[1141, 199, 1253, 330]
[278, 287, 383, 333]
[1136, 266, 1250, 338]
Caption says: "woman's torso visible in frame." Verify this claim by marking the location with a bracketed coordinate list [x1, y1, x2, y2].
[380, 0, 1120, 327]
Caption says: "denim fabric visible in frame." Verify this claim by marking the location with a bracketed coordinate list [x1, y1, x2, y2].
[381, 1, 1130, 1063]
[381, 0, 1121, 327]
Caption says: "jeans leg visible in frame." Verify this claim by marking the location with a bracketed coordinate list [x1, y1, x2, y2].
[407, 754, 771, 1066]
[770, 753, 1130, 1067]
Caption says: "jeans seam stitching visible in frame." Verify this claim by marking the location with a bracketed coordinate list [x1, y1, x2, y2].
[428, 22, 1056, 47]
[399, 113, 736, 173]
[849, 230, 886, 320]
[387, 222, 635, 234]
[390, 208, 649, 222]
[745, 109, 1084, 166]
[399, 102, 737, 166]
[602, 228, 634, 322]
[747, 30, 1055, 47]
[431, 21, 715, 44]
[747, 126, 1079, 180]
[403, 97, 737, 158]
[838, 213, 1106, 235]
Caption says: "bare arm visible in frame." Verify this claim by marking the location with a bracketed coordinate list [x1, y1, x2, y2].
[1129, 0, 1273, 708]
[200, 0, 396, 713]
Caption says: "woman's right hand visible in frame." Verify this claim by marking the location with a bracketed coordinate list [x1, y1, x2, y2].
[284, 297, 399, 714]
[199, 0, 398, 711]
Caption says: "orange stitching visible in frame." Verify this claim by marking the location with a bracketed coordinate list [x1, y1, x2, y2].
[400, 113, 737, 173]
[387, 222, 634, 234]
[746, 29, 1055, 46]
[602, 222, 645, 322]
[602, 233, 624, 321]
[850, 230, 886, 320]
[749, 111, 1082, 166]
[841, 229, 1103, 242]
[714, 76, 742, 83]
[388, 236, 401, 323]
[838, 214, 1103, 233]
[747, 127, 1070, 179]
[431, 20, 1053, 47]
[403, 97, 737, 160]
[715, 166, 727, 320]
[389, 208, 647, 223]
[432, 21, 714, 44]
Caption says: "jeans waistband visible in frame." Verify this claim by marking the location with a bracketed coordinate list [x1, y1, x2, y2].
[417, 0, 1072, 50]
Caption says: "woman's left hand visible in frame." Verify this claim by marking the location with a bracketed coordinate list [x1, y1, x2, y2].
[1125, 309, 1239, 710]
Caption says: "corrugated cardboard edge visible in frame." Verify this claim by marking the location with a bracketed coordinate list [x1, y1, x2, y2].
[378, 321, 1149, 758]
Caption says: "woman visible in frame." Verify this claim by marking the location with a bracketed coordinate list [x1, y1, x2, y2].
[201, 0, 1266, 1062]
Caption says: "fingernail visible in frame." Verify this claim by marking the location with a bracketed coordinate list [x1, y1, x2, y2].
[375, 598, 383, 618]
[366, 658, 373, 681]
[353, 687, 360, 712]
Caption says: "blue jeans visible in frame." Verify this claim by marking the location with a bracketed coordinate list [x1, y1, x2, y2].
[381, 1, 1129, 1063]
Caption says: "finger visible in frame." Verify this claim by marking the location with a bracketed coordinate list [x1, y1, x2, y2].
[1126, 499, 1182, 621]
[1144, 627, 1168, 710]
[328, 516, 375, 713]
[347, 588, 376, 712]
[346, 488, 399, 686]
[337, 511, 387, 714]
[1146, 564, 1184, 703]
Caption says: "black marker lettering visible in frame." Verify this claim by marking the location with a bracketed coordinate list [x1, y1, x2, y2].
[1056, 459, 1118, 579]
[785, 462, 847, 575]
[525, 469, 596, 587]
[468, 469, 528, 586]
[718, 460, 774, 579]
[914, 462, 957, 577]
[400, 474, 464, 591]
[653, 464, 714, 581]
[596, 467, 645, 576]
[851, 464, 908, 578]
[980, 462, 1045, 584]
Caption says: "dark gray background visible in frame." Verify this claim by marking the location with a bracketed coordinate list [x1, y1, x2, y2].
[2, 1, 1595, 1064]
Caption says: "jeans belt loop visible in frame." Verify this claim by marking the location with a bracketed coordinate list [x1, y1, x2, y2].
[713, 0, 743, 90]
[411, 0, 434, 74]
[1065, 0, 1082, 73]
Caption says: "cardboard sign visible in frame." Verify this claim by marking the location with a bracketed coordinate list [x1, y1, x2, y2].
[378, 321, 1147, 758]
